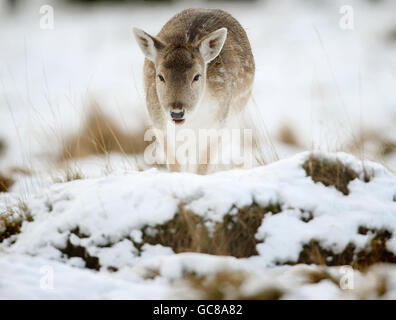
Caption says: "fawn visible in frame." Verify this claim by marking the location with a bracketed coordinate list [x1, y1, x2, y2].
[133, 8, 255, 174]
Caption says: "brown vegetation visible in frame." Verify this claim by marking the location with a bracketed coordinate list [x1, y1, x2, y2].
[0, 173, 14, 192]
[348, 130, 396, 158]
[303, 154, 366, 195]
[185, 270, 283, 300]
[56, 227, 100, 270]
[59, 107, 148, 161]
[0, 201, 32, 243]
[278, 124, 299, 146]
[0, 139, 5, 156]
[291, 229, 396, 271]
[142, 203, 280, 258]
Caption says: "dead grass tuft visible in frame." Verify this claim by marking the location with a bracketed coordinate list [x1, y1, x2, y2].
[375, 273, 388, 297]
[185, 270, 283, 300]
[385, 27, 396, 44]
[303, 154, 364, 195]
[0, 201, 33, 243]
[142, 203, 280, 258]
[0, 139, 5, 156]
[278, 124, 299, 146]
[59, 107, 148, 161]
[348, 130, 396, 159]
[55, 169, 84, 183]
[292, 229, 396, 271]
[213, 203, 281, 257]
[0, 173, 14, 192]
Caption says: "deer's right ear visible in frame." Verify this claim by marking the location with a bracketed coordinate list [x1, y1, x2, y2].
[133, 27, 165, 62]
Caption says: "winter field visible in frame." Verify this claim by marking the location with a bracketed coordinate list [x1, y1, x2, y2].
[1, 0, 396, 299]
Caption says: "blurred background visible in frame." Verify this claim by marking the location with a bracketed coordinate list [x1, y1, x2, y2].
[0, 0, 395, 193]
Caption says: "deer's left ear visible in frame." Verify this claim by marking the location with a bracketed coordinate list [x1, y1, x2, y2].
[133, 27, 165, 62]
[197, 28, 227, 63]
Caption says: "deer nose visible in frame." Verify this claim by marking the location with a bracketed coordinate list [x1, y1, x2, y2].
[170, 102, 184, 110]
[170, 109, 185, 120]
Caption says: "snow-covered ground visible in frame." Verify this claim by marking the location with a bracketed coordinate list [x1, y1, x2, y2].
[1, 0, 396, 299]
[1, 152, 396, 299]
[0, 0, 396, 173]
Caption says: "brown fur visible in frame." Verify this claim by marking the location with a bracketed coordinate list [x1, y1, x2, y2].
[144, 9, 255, 126]
[137, 9, 255, 174]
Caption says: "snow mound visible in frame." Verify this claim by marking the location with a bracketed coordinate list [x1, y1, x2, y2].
[1, 151, 396, 299]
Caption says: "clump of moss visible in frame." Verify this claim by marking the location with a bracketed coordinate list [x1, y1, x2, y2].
[0, 201, 32, 243]
[303, 155, 364, 195]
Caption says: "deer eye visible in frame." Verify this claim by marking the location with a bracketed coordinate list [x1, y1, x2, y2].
[158, 74, 165, 82]
[193, 74, 201, 82]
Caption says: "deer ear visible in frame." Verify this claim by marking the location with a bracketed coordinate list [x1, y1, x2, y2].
[133, 27, 165, 62]
[197, 28, 227, 63]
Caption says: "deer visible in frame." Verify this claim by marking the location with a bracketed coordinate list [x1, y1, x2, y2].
[133, 8, 256, 174]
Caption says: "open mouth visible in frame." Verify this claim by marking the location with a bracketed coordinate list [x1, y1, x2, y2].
[173, 119, 185, 125]
[170, 109, 185, 125]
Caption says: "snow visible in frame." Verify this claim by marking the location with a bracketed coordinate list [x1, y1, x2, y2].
[1, 151, 396, 299]
[1, 0, 396, 176]
[1, 0, 396, 299]
[0, 254, 172, 299]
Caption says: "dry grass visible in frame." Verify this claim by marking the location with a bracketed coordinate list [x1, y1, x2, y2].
[142, 203, 280, 258]
[302, 268, 340, 286]
[278, 124, 299, 146]
[0, 173, 14, 192]
[0, 201, 32, 243]
[142, 206, 210, 254]
[292, 229, 396, 271]
[303, 154, 365, 195]
[41, 203, 279, 272]
[347, 130, 396, 163]
[0, 139, 5, 156]
[59, 107, 148, 161]
[54, 168, 84, 184]
[139, 199, 396, 270]
[184, 270, 284, 300]
[59, 238, 100, 271]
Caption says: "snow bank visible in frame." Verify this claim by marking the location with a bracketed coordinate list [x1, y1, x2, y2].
[1, 151, 396, 299]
